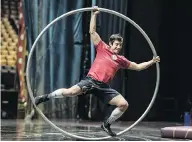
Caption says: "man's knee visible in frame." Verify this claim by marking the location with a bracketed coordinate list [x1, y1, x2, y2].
[109, 94, 129, 110]
[68, 85, 82, 96]
[65, 88, 74, 96]
[118, 100, 129, 111]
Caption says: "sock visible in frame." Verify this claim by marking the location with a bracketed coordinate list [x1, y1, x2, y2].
[104, 104, 114, 121]
[47, 89, 64, 99]
[105, 107, 125, 125]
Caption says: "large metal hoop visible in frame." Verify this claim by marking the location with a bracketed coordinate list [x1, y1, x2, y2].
[26, 7, 160, 140]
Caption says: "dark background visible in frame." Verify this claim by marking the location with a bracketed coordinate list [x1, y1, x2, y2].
[125, 0, 192, 121]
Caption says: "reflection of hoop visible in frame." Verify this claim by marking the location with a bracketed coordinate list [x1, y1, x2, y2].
[26, 7, 160, 140]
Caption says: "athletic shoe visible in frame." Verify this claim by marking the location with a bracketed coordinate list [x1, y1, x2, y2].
[35, 94, 50, 106]
[101, 122, 116, 136]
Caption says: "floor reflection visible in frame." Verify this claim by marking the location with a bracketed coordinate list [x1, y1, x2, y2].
[1, 119, 182, 141]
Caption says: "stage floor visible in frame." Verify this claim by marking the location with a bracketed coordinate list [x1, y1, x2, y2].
[1, 119, 188, 141]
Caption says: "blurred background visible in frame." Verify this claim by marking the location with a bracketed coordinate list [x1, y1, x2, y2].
[1, 0, 192, 124]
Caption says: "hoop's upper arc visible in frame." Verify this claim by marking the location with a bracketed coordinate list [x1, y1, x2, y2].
[26, 7, 160, 140]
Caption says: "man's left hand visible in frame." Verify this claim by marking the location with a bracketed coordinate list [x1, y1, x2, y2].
[152, 56, 160, 63]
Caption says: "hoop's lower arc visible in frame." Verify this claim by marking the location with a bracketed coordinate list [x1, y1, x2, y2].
[26, 7, 160, 140]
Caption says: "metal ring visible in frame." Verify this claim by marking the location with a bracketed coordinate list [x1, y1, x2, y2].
[26, 7, 160, 140]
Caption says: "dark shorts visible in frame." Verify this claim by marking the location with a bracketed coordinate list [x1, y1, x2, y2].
[76, 76, 120, 104]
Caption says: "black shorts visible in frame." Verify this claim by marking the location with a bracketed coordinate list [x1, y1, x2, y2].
[76, 76, 119, 104]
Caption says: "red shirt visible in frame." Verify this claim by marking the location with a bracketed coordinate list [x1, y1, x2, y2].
[88, 40, 131, 84]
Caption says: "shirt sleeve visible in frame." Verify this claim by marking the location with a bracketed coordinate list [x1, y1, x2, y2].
[120, 56, 131, 69]
[95, 40, 106, 51]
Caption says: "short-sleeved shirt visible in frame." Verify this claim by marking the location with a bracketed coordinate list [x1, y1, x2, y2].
[87, 40, 131, 84]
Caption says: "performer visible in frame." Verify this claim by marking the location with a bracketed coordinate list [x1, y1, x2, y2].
[33, 6, 160, 136]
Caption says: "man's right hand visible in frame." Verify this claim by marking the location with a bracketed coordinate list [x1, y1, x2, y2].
[93, 6, 100, 15]
[90, 6, 102, 45]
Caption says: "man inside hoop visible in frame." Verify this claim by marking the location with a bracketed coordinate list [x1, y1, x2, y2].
[33, 6, 160, 136]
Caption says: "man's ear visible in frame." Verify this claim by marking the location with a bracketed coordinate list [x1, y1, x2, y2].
[109, 42, 112, 47]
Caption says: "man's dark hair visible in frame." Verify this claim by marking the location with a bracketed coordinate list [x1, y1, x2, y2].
[109, 34, 123, 45]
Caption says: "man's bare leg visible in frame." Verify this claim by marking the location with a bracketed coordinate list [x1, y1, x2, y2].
[25, 85, 82, 121]
[35, 85, 82, 105]
[101, 94, 129, 136]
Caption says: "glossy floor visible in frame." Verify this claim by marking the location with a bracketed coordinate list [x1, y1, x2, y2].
[0, 119, 186, 141]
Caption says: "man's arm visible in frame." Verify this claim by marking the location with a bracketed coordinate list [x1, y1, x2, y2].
[89, 7, 101, 46]
[128, 56, 160, 71]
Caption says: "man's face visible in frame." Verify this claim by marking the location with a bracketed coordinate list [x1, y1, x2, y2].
[109, 40, 122, 54]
